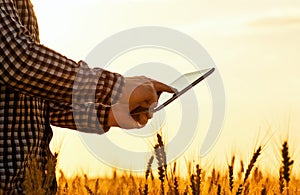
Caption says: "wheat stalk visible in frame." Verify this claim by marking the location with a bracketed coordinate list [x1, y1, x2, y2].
[228, 156, 235, 192]
[145, 155, 154, 180]
[173, 177, 180, 195]
[190, 164, 201, 195]
[281, 141, 294, 194]
[154, 133, 167, 195]
[143, 184, 149, 195]
[195, 164, 201, 195]
[217, 184, 221, 195]
[85, 185, 95, 195]
[244, 146, 262, 184]
[279, 167, 284, 193]
[235, 146, 262, 195]
[282, 141, 294, 184]
[169, 161, 180, 195]
[63, 183, 68, 195]
[143, 155, 154, 195]
[236, 184, 243, 195]
[238, 160, 244, 180]
[261, 186, 267, 195]
[190, 174, 197, 195]
[23, 152, 58, 195]
[94, 178, 99, 195]
[208, 168, 216, 193]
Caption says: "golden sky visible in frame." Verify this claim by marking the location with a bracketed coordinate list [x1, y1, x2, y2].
[31, 0, 300, 177]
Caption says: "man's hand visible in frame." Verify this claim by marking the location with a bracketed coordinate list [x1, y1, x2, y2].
[108, 76, 176, 129]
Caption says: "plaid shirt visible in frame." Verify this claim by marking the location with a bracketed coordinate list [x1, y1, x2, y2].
[0, 0, 124, 193]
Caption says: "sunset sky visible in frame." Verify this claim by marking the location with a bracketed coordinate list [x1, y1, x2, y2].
[31, 0, 300, 178]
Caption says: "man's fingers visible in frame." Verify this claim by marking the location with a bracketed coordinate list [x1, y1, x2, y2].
[131, 113, 148, 128]
[138, 114, 148, 126]
[110, 104, 149, 129]
[147, 111, 154, 119]
[138, 93, 158, 109]
[129, 82, 158, 111]
[152, 80, 177, 94]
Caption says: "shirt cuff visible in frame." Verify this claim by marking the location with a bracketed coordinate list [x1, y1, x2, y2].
[95, 70, 125, 106]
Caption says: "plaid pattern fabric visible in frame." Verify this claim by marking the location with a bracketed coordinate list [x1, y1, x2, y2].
[0, 0, 124, 193]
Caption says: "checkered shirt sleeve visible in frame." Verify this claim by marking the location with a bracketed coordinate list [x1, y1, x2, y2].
[0, 0, 125, 132]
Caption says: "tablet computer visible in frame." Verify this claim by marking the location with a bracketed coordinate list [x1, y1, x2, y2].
[130, 67, 215, 115]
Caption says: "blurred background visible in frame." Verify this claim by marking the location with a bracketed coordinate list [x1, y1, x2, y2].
[31, 0, 300, 178]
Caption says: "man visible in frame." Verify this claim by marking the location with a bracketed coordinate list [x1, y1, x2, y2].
[0, 0, 175, 193]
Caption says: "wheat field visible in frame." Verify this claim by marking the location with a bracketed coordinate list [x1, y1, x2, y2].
[22, 133, 299, 195]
